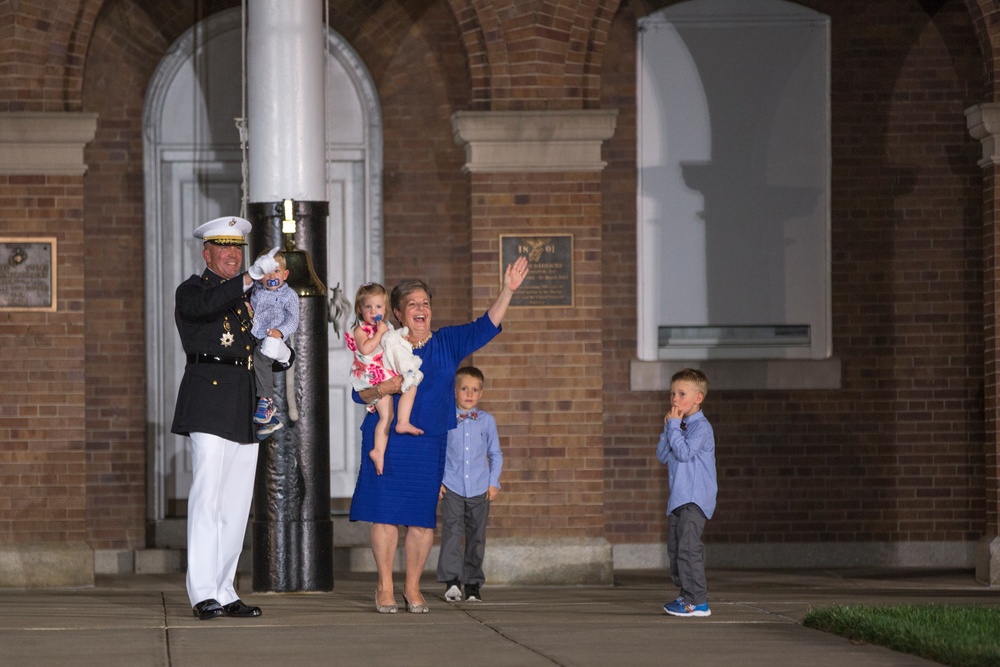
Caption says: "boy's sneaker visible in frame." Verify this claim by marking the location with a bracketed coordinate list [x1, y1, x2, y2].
[464, 584, 481, 602]
[256, 416, 283, 439]
[254, 397, 275, 424]
[444, 582, 462, 602]
[663, 598, 710, 617]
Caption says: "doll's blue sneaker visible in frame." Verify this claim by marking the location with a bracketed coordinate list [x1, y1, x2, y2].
[663, 598, 711, 617]
[254, 397, 275, 423]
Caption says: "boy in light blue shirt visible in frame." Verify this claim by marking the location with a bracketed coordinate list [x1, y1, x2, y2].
[437, 366, 503, 603]
[656, 368, 717, 617]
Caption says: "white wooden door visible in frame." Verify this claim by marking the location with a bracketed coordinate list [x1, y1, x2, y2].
[160, 158, 243, 501]
[326, 161, 367, 498]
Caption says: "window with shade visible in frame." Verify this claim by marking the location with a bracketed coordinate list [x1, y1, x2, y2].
[637, 0, 831, 361]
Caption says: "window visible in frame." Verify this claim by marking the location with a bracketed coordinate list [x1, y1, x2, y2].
[637, 0, 831, 361]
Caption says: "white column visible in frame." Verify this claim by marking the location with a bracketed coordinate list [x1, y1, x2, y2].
[245, 0, 332, 593]
[247, 0, 326, 202]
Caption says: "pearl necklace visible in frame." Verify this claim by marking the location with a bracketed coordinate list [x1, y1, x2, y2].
[410, 332, 433, 349]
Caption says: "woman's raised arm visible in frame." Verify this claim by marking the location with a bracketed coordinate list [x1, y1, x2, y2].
[487, 255, 529, 327]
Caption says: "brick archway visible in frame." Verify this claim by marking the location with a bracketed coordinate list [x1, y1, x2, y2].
[444, 0, 622, 109]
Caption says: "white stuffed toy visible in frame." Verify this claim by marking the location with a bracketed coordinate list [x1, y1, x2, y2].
[260, 335, 291, 364]
[380, 326, 423, 392]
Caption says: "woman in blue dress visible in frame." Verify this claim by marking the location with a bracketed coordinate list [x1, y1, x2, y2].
[350, 256, 529, 613]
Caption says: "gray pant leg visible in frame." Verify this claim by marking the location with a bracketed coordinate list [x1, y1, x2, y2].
[253, 345, 272, 399]
[463, 492, 490, 586]
[437, 488, 466, 583]
[668, 503, 708, 605]
[668, 515, 681, 589]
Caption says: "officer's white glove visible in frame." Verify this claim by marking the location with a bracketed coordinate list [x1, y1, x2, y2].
[248, 246, 281, 280]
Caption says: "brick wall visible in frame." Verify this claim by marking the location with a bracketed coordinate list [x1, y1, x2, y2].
[370, 1, 473, 326]
[467, 173, 606, 538]
[601, 0, 659, 543]
[600, 0, 986, 547]
[984, 161, 1000, 537]
[1, 0, 995, 559]
[964, 2, 1000, 545]
[78, 2, 171, 550]
[0, 176, 88, 543]
[0, 3, 95, 113]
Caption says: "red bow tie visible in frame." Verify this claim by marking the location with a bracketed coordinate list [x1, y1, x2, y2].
[458, 410, 479, 422]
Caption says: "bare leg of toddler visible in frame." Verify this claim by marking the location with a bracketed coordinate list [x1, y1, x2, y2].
[370, 395, 394, 475]
[394, 387, 423, 436]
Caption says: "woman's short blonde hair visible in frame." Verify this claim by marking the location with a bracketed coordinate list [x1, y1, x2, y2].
[390, 278, 432, 318]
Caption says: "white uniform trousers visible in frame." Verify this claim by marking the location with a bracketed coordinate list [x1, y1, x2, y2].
[186, 432, 259, 607]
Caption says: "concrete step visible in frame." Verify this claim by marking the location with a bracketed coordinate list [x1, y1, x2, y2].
[97, 516, 377, 575]
[149, 515, 371, 549]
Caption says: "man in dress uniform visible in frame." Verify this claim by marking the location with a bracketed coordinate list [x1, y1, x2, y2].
[171, 215, 277, 620]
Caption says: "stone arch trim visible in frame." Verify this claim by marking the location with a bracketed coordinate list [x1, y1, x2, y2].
[579, 0, 619, 107]
[445, 0, 506, 109]
[964, 0, 1000, 101]
[64, 0, 106, 110]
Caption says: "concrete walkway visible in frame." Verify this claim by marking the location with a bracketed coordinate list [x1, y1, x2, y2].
[0, 568, 996, 666]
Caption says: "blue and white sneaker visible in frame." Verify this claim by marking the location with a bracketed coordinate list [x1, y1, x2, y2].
[256, 416, 283, 439]
[663, 598, 711, 617]
[254, 397, 275, 424]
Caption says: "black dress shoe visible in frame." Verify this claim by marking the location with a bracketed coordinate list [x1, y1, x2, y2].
[222, 599, 262, 617]
[193, 599, 225, 620]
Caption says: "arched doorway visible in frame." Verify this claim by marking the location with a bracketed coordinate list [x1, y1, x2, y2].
[142, 7, 382, 529]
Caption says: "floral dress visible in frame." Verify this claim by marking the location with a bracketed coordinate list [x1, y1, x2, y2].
[345, 321, 399, 412]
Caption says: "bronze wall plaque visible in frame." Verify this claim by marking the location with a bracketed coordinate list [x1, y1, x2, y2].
[500, 234, 573, 307]
[0, 238, 57, 312]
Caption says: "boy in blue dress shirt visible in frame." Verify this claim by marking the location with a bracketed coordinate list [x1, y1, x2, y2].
[437, 366, 503, 602]
[249, 249, 298, 439]
[657, 368, 717, 617]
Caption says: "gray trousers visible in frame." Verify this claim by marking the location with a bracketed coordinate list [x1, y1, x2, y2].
[253, 345, 273, 399]
[668, 503, 708, 605]
[437, 489, 490, 586]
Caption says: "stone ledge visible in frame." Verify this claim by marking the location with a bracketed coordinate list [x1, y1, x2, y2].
[0, 543, 94, 588]
[452, 110, 618, 173]
[0, 112, 98, 175]
[94, 549, 135, 575]
[347, 536, 613, 585]
[485, 538, 612, 585]
[975, 535, 1000, 585]
[135, 548, 185, 574]
[631, 357, 842, 391]
[613, 541, 975, 571]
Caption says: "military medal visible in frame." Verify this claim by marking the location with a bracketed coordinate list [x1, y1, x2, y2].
[221, 317, 234, 347]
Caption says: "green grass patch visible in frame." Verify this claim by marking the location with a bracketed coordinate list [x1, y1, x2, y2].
[803, 604, 1000, 667]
